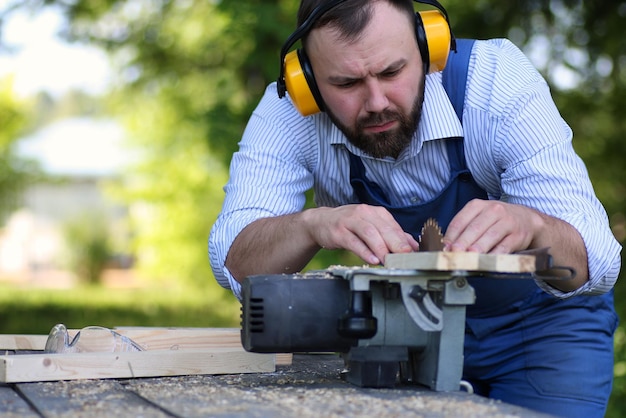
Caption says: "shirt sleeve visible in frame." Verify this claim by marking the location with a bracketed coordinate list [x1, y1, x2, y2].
[209, 84, 317, 299]
[464, 39, 622, 298]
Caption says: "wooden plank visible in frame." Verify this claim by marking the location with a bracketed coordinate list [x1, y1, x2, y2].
[384, 251, 535, 273]
[478, 253, 535, 273]
[0, 327, 292, 366]
[385, 251, 480, 271]
[0, 335, 48, 351]
[115, 328, 293, 366]
[0, 348, 275, 383]
[0, 328, 238, 351]
[113, 327, 242, 350]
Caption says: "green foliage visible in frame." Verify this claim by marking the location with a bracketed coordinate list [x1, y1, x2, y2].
[62, 211, 113, 285]
[0, 283, 239, 335]
[0, 78, 25, 147]
[0, 76, 40, 222]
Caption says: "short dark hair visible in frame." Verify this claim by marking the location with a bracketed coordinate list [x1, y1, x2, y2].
[297, 0, 416, 47]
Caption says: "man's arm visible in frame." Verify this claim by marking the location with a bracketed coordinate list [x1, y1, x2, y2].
[225, 204, 419, 283]
[453, 40, 620, 296]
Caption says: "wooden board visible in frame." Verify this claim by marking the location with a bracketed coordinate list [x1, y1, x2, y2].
[0, 334, 48, 351]
[0, 327, 291, 365]
[0, 327, 293, 383]
[477, 253, 536, 272]
[113, 327, 292, 366]
[0, 347, 274, 383]
[113, 327, 243, 350]
[1, 328, 242, 352]
[384, 251, 536, 273]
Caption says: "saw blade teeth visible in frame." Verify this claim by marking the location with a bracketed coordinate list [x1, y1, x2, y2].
[421, 218, 442, 236]
[419, 218, 444, 251]
[424, 218, 440, 231]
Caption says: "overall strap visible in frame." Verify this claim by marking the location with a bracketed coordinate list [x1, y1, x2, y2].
[441, 39, 476, 124]
[439, 39, 476, 172]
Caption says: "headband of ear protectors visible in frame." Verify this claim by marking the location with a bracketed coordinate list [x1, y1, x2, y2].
[276, 0, 456, 116]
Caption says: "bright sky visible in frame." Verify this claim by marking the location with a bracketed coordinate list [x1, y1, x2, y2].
[17, 117, 132, 176]
[0, 6, 128, 176]
[0, 6, 111, 97]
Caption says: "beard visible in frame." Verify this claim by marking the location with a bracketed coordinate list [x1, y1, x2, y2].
[327, 77, 425, 159]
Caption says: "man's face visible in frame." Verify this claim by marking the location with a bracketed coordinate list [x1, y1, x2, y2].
[307, 2, 425, 159]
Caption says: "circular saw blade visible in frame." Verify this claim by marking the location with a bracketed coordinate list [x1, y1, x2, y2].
[419, 218, 444, 251]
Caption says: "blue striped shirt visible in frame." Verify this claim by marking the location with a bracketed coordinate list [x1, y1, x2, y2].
[209, 38, 621, 300]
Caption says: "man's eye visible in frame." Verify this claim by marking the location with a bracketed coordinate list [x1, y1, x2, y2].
[337, 81, 356, 88]
[383, 69, 400, 78]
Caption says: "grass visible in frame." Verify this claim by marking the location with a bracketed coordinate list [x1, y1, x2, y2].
[0, 281, 240, 335]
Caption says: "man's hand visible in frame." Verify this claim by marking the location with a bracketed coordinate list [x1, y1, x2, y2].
[442, 199, 589, 291]
[442, 199, 537, 254]
[226, 204, 418, 283]
[302, 204, 419, 265]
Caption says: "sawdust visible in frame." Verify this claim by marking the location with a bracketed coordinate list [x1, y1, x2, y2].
[124, 374, 531, 418]
[3, 355, 553, 417]
[119, 355, 549, 418]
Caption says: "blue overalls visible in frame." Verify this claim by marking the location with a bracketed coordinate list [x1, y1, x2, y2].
[347, 40, 618, 417]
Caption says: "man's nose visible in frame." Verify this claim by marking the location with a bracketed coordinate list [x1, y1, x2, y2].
[363, 80, 389, 113]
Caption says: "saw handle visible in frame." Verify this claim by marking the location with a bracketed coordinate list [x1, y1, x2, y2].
[533, 265, 577, 282]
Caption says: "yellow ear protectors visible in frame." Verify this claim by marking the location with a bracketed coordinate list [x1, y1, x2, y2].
[415, 9, 453, 73]
[277, 0, 345, 116]
[277, 0, 456, 117]
[282, 48, 325, 118]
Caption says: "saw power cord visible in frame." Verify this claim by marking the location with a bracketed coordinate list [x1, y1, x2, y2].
[459, 380, 474, 394]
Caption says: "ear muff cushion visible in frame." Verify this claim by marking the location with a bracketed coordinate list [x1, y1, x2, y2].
[414, 12, 430, 72]
[283, 49, 323, 116]
[419, 10, 451, 73]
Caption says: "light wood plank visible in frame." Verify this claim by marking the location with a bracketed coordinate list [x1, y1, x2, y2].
[99, 327, 292, 365]
[1, 328, 292, 368]
[0, 335, 48, 351]
[385, 251, 535, 273]
[477, 253, 535, 273]
[385, 251, 480, 271]
[113, 327, 241, 350]
[0, 348, 275, 383]
[0, 328, 241, 352]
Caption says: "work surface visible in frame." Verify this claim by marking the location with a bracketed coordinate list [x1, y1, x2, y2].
[1, 353, 553, 418]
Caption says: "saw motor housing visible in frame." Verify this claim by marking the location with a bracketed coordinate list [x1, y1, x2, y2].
[240, 267, 476, 391]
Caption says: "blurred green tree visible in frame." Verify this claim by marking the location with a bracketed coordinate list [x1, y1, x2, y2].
[62, 210, 112, 285]
[0, 77, 40, 223]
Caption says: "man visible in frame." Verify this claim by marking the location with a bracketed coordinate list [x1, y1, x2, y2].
[209, 0, 621, 416]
